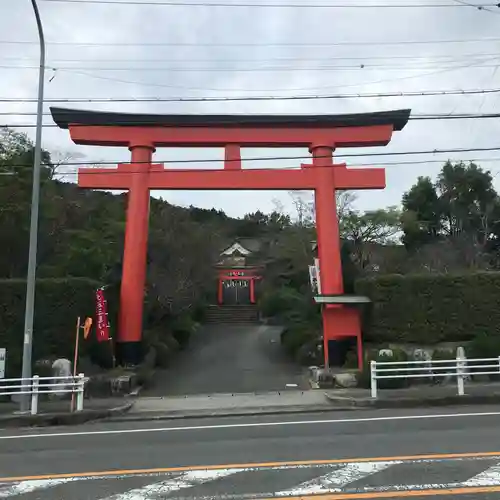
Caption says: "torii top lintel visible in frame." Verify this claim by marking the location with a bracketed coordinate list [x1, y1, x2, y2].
[50, 107, 411, 148]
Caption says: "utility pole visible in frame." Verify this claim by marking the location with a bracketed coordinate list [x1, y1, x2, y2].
[20, 0, 45, 412]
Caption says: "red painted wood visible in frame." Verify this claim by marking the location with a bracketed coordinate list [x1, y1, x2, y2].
[78, 166, 385, 191]
[65, 117, 405, 369]
[250, 278, 255, 304]
[69, 124, 394, 148]
[224, 144, 242, 170]
[118, 145, 154, 343]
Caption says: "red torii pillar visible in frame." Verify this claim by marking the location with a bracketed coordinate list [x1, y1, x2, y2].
[51, 107, 410, 366]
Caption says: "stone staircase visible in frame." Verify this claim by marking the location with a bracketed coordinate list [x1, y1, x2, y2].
[204, 304, 260, 324]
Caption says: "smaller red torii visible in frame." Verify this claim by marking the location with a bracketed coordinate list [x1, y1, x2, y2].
[51, 108, 411, 367]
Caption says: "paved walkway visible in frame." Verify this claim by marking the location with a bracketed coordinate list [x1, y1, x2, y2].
[143, 324, 310, 396]
[0, 398, 128, 416]
[325, 381, 500, 408]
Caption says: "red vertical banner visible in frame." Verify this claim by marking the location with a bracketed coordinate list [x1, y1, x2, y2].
[96, 288, 110, 342]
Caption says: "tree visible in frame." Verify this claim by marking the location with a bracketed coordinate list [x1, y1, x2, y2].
[340, 207, 402, 270]
[401, 176, 441, 249]
[401, 161, 500, 269]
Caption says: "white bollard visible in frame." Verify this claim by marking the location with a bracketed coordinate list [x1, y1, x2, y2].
[370, 360, 378, 399]
[456, 355, 465, 396]
[76, 373, 85, 412]
[31, 376, 39, 415]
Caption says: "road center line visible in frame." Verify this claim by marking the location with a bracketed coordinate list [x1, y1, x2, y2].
[1, 410, 500, 441]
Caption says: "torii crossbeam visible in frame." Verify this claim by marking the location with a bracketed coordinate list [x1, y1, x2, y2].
[52, 107, 411, 367]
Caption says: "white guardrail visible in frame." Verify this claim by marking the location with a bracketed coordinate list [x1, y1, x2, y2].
[0, 374, 85, 415]
[370, 357, 500, 399]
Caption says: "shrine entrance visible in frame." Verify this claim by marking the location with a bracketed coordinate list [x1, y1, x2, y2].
[51, 107, 411, 367]
[222, 279, 251, 305]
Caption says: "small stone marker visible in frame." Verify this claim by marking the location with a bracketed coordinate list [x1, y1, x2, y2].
[378, 349, 393, 357]
[51, 358, 72, 398]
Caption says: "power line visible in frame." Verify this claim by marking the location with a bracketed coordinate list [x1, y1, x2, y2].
[37, 0, 500, 8]
[3, 52, 500, 64]
[1, 87, 500, 104]
[452, 0, 500, 14]
[4, 61, 500, 72]
[3, 36, 500, 47]
[5, 147, 500, 170]
[8, 157, 500, 178]
[44, 57, 497, 93]
[7, 157, 500, 178]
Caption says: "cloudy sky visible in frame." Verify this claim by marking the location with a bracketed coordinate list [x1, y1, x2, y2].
[1, 0, 500, 218]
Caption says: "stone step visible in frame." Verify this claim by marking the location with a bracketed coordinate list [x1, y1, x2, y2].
[204, 305, 260, 324]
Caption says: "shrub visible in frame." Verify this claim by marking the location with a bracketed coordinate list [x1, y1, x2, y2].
[467, 333, 500, 381]
[0, 278, 100, 377]
[171, 315, 196, 349]
[281, 324, 317, 359]
[154, 342, 171, 368]
[355, 272, 500, 344]
[136, 347, 156, 388]
[357, 347, 409, 389]
[259, 287, 305, 319]
[376, 348, 409, 389]
[431, 348, 456, 377]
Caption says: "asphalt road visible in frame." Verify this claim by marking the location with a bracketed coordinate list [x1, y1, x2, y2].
[2, 407, 500, 499]
[143, 324, 309, 396]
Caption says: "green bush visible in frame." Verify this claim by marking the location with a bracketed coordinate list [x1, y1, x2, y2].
[467, 333, 500, 381]
[171, 315, 196, 349]
[355, 272, 500, 344]
[0, 278, 100, 377]
[154, 342, 171, 368]
[357, 348, 409, 389]
[431, 348, 456, 377]
[281, 323, 320, 363]
[259, 287, 305, 319]
[376, 348, 409, 389]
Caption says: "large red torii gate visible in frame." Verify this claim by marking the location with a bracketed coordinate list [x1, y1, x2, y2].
[51, 107, 410, 367]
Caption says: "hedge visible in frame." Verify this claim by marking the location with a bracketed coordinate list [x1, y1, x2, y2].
[355, 271, 500, 344]
[0, 278, 100, 377]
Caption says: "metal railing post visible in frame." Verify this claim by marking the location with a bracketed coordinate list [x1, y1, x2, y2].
[31, 376, 39, 415]
[456, 356, 465, 396]
[76, 373, 85, 412]
[370, 360, 377, 398]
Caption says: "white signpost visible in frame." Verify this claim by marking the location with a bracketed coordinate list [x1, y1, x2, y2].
[309, 258, 322, 294]
[0, 348, 6, 379]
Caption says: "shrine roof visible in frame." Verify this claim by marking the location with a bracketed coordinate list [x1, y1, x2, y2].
[50, 107, 411, 131]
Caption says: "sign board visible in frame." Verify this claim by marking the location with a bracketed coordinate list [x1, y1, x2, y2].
[309, 258, 322, 294]
[0, 348, 5, 379]
[96, 288, 110, 342]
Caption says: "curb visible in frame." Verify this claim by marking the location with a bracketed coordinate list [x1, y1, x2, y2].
[324, 392, 500, 409]
[107, 404, 360, 423]
[0, 402, 134, 428]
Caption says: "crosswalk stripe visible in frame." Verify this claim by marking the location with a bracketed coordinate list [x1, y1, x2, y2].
[275, 461, 398, 496]
[101, 468, 246, 500]
[464, 462, 500, 486]
[0, 479, 73, 498]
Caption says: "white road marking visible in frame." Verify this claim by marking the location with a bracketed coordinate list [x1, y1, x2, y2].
[276, 461, 397, 496]
[464, 461, 500, 486]
[0, 479, 72, 497]
[1, 458, 500, 498]
[1, 410, 500, 440]
[101, 469, 243, 500]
